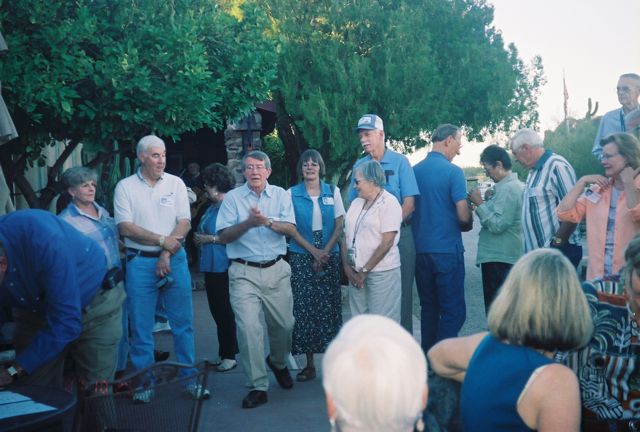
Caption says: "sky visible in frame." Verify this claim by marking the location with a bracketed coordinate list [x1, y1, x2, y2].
[409, 0, 640, 168]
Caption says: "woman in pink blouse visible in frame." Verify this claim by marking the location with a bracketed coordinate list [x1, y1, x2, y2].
[558, 132, 640, 280]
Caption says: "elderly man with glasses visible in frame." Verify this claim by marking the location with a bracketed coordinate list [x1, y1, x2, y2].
[216, 150, 297, 409]
[592, 73, 640, 160]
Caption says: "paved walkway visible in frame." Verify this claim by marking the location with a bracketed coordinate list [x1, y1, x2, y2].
[154, 217, 487, 431]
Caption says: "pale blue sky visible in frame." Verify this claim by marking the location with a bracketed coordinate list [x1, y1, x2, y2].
[410, 0, 640, 167]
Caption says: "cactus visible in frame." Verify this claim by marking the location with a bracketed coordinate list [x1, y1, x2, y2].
[585, 98, 599, 119]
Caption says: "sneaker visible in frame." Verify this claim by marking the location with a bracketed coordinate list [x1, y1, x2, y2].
[133, 388, 154, 404]
[216, 359, 237, 372]
[152, 321, 171, 333]
[187, 383, 211, 400]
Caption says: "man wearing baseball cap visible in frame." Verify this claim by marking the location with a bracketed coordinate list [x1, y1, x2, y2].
[348, 114, 420, 332]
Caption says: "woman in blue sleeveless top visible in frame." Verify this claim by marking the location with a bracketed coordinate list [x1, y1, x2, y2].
[288, 150, 345, 382]
[428, 249, 593, 431]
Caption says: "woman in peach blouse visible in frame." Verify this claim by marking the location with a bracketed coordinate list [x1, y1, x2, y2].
[557, 132, 640, 280]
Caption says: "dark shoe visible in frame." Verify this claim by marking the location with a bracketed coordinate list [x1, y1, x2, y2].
[242, 390, 268, 409]
[266, 355, 293, 389]
[114, 381, 131, 393]
[154, 350, 170, 362]
[296, 366, 316, 382]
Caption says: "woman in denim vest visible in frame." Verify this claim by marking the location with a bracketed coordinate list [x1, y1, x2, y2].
[288, 150, 345, 382]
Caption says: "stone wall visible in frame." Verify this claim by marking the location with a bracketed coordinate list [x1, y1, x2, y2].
[224, 112, 262, 186]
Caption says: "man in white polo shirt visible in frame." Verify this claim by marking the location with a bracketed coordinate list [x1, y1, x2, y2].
[114, 135, 206, 398]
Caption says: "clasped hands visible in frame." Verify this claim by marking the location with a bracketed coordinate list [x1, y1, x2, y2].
[344, 266, 367, 289]
[310, 247, 330, 273]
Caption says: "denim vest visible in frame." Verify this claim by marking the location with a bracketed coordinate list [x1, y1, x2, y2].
[289, 181, 339, 254]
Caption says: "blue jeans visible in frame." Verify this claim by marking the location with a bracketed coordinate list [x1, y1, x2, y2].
[415, 252, 466, 354]
[125, 248, 195, 372]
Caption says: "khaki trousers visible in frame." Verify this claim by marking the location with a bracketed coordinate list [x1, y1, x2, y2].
[349, 267, 402, 323]
[13, 283, 125, 388]
[229, 259, 294, 391]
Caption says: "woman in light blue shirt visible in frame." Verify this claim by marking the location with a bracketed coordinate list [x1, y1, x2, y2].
[194, 163, 238, 372]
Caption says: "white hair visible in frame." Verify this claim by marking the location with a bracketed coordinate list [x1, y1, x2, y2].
[322, 315, 427, 432]
[136, 135, 165, 156]
[510, 128, 543, 152]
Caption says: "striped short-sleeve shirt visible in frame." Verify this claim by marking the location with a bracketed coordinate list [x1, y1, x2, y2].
[522, 149, 580, 252]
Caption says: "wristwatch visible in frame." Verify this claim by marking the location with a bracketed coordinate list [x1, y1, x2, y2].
[361, 267, 369, 273]
[267, 218, 274, 228]
[6, 365, 23, 380]
[551, 236, 564, 246]
[158, 235, 166, 248]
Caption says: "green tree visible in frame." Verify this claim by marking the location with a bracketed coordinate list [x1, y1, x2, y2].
[262, 0, 544, 187]
[0, 0, 277, 208]
[544, 118, 602, 179]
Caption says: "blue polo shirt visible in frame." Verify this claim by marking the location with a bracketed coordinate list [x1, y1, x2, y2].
[412, 152, 467, 254]
[0, 209, 107, 373]
[347, 148, 419, 205]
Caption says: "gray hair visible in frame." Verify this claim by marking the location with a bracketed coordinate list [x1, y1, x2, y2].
[431, 124, 461, 143]
[136, 135, 165, 156]
[620, 73, 640, 87]
[242, 150, 272, 171]
[61, 166, 97, 188]
[510, 128, 544, 152]
[322, 315, 427, 432]
[354, 160, 386, 187]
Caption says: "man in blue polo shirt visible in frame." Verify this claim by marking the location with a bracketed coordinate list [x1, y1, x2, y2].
[348, 114, 420, 333]
[412, 124, 473, 354]
[0, 209, 125, 387]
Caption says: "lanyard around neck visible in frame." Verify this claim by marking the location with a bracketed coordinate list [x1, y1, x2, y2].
[351, 190, 382, 248]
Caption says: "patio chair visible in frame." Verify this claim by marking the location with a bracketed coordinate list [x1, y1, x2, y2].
[74, 361, 210, 432]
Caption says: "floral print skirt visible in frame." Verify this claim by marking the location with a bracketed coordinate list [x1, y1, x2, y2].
[290, 231, 342, 354]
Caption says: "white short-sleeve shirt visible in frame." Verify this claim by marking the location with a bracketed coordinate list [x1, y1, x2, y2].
[113, 170, 191, 251]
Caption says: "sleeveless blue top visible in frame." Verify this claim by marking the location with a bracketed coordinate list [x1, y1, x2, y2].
[460, 334, 552, 431]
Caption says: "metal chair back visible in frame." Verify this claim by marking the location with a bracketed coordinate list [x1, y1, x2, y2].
[75, 361, 209, 432]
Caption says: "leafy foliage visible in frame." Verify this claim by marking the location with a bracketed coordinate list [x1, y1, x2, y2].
[262, 0, 544, 186]
[0, 0, 277, 207]
[544, 118, 603, 179]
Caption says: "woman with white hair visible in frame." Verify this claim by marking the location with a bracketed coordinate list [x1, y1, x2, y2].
[322, 314, 428, 432]
[428, 249, 593, 431]
[342, 160, 402, 322]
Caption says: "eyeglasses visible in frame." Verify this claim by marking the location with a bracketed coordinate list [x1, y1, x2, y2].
[302, 162, 319, 169]
[354, 178, 366, 185]
[617, 86, 637, 94]
[601, 152, 621, 160]
[245, 164, 266, 172]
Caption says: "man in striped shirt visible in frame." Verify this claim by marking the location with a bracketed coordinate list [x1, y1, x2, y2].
[510, 128, 582, 267]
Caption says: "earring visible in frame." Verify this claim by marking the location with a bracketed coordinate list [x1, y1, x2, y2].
[329, 417, 336, 432]
[415, 414, 425, 432]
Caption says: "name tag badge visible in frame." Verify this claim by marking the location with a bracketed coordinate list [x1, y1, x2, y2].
[584, 188, 601, 204]
[322, 197, 335, 205]
[160, 195, 175, 207]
